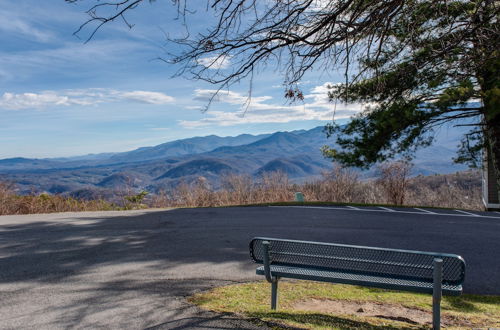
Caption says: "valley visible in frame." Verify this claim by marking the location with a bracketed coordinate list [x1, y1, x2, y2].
[0, 125, 468, 197]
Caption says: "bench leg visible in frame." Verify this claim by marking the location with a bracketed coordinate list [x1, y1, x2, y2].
[433, 258, 443, 330]
[271, 278, 278, 310]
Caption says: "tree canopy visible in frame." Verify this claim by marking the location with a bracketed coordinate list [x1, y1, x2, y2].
[69, 0, 499, 182]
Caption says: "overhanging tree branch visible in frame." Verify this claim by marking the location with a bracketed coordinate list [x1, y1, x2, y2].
[68, 0, 499, 178]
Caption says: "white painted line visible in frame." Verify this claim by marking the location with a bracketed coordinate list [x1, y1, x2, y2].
[414, 208, 437, 214]
[378, 206, 395, 212]
[269, 205, 500, 219]
[346, 205, 361, 210]
[271, 206, 349, 211]
[455, 209, 480, 217]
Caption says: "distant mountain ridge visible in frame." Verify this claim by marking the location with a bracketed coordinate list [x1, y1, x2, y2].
[0, 124, 468, 195]
[109, 133, 271, 163]
[0, 133, 275, 170]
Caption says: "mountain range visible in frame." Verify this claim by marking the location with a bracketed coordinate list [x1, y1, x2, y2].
[0, 125, 469, 197]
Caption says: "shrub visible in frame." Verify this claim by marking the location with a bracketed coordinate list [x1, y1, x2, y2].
[376, 161, 412, 205]
[0, 182, 116, 215]
[0, 165, 483, 215]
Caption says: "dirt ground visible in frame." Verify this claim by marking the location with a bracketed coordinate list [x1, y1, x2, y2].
[293, 299, 474, 327]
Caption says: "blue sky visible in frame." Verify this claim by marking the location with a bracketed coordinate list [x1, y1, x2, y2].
[0, 0, 361, 159]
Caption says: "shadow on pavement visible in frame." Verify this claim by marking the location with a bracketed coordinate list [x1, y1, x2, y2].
[0, 206, 499, 328]
[0, 208, 256, 284]
[146, 312, 265, 330]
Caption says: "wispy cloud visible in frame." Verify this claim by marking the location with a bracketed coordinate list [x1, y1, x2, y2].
[179, 83, 370, 128]
[193, 89, 272, 104]
[0, 40, 146, 66]
[0, 92, 90, 110]
[0, 89, 175, 110]
[0, 2, 58, 43]
[0, 17, 55, 43]
[197, 55, 231, 69]
[0, 39, 155, 84]
[149, 127, 171, 131]
[184, 105, 204, 110]
[121, 91, 175, 104]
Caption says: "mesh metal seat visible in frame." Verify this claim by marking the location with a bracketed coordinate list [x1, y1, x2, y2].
[249, 237, 465, 329]
[256, 265, 462, 295]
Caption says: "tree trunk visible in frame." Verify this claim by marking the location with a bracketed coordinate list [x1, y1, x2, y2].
[485, 119, 500, 206]
[481, 54, 500, 206]
[474, 0, 500, 207]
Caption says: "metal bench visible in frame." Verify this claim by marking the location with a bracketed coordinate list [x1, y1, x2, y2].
[249, 237, 466, 330]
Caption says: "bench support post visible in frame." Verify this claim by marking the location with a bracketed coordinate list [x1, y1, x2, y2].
[271, 279, 278, 310]
[262, 241, 279, 310]
[433, 258, 443, 330]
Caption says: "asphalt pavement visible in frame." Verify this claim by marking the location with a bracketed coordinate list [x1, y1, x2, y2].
[1, 206, 499, 329]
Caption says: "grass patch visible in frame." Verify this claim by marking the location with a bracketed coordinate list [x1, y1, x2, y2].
[189, 281, 500, 329]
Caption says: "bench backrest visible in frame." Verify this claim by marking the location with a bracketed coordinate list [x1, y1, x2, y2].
[250, 237, 465, 285]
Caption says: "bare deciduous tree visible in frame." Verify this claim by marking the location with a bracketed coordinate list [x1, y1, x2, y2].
[68, 0, 499, 198]
[377, 161, 413, 205]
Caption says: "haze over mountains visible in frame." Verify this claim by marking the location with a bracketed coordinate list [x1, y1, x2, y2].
[0, 125, 468, 197]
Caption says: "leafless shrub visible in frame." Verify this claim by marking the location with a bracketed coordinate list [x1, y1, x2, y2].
[171, 177, 214, 207]
[376, 161, 413, 205]
[254, 171, 293, 203]
[301, 165, 358, 203]
[220, 174, 253, 205]
[322, 165, 359, 203]
[149, 190, 173, 208]
[0, 182, 115, 216]
[0, 166, 484, 215]
[353, 180, 382, 205]
[406, 171, 483, 210]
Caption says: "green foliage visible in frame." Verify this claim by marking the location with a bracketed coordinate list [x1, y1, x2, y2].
[324, 0, 499, 169]
[124, 190, 148, 204]
[324, 100, 435, 168]
[454, 130, 485, 168]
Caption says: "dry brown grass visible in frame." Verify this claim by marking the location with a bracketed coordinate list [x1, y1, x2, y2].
[150, 172, 296, 208]
[0, 181, 116, 215]
[150, 168, 483, 211]
[0, 166, 484, 215]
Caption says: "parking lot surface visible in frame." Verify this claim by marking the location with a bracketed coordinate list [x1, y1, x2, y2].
[1, 206, 499, 329]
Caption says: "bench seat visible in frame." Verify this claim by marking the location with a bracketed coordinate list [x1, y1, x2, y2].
[256, 265, 463, 296]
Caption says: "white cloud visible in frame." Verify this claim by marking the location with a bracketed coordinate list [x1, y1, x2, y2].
[197, 55, 231, 69]
[149, 127, 171, 131]
[0, 89, 175, 110]
[0, 92, 90, 110]
[309, 82, 337, 94]
[180, 84, 371, 128]
[185, 105, 204, 110]
[308, 0, 333, 12]
[121, 91, 175, 104]
[179, 107, 332, 128]
[193, 89, 272, 105]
